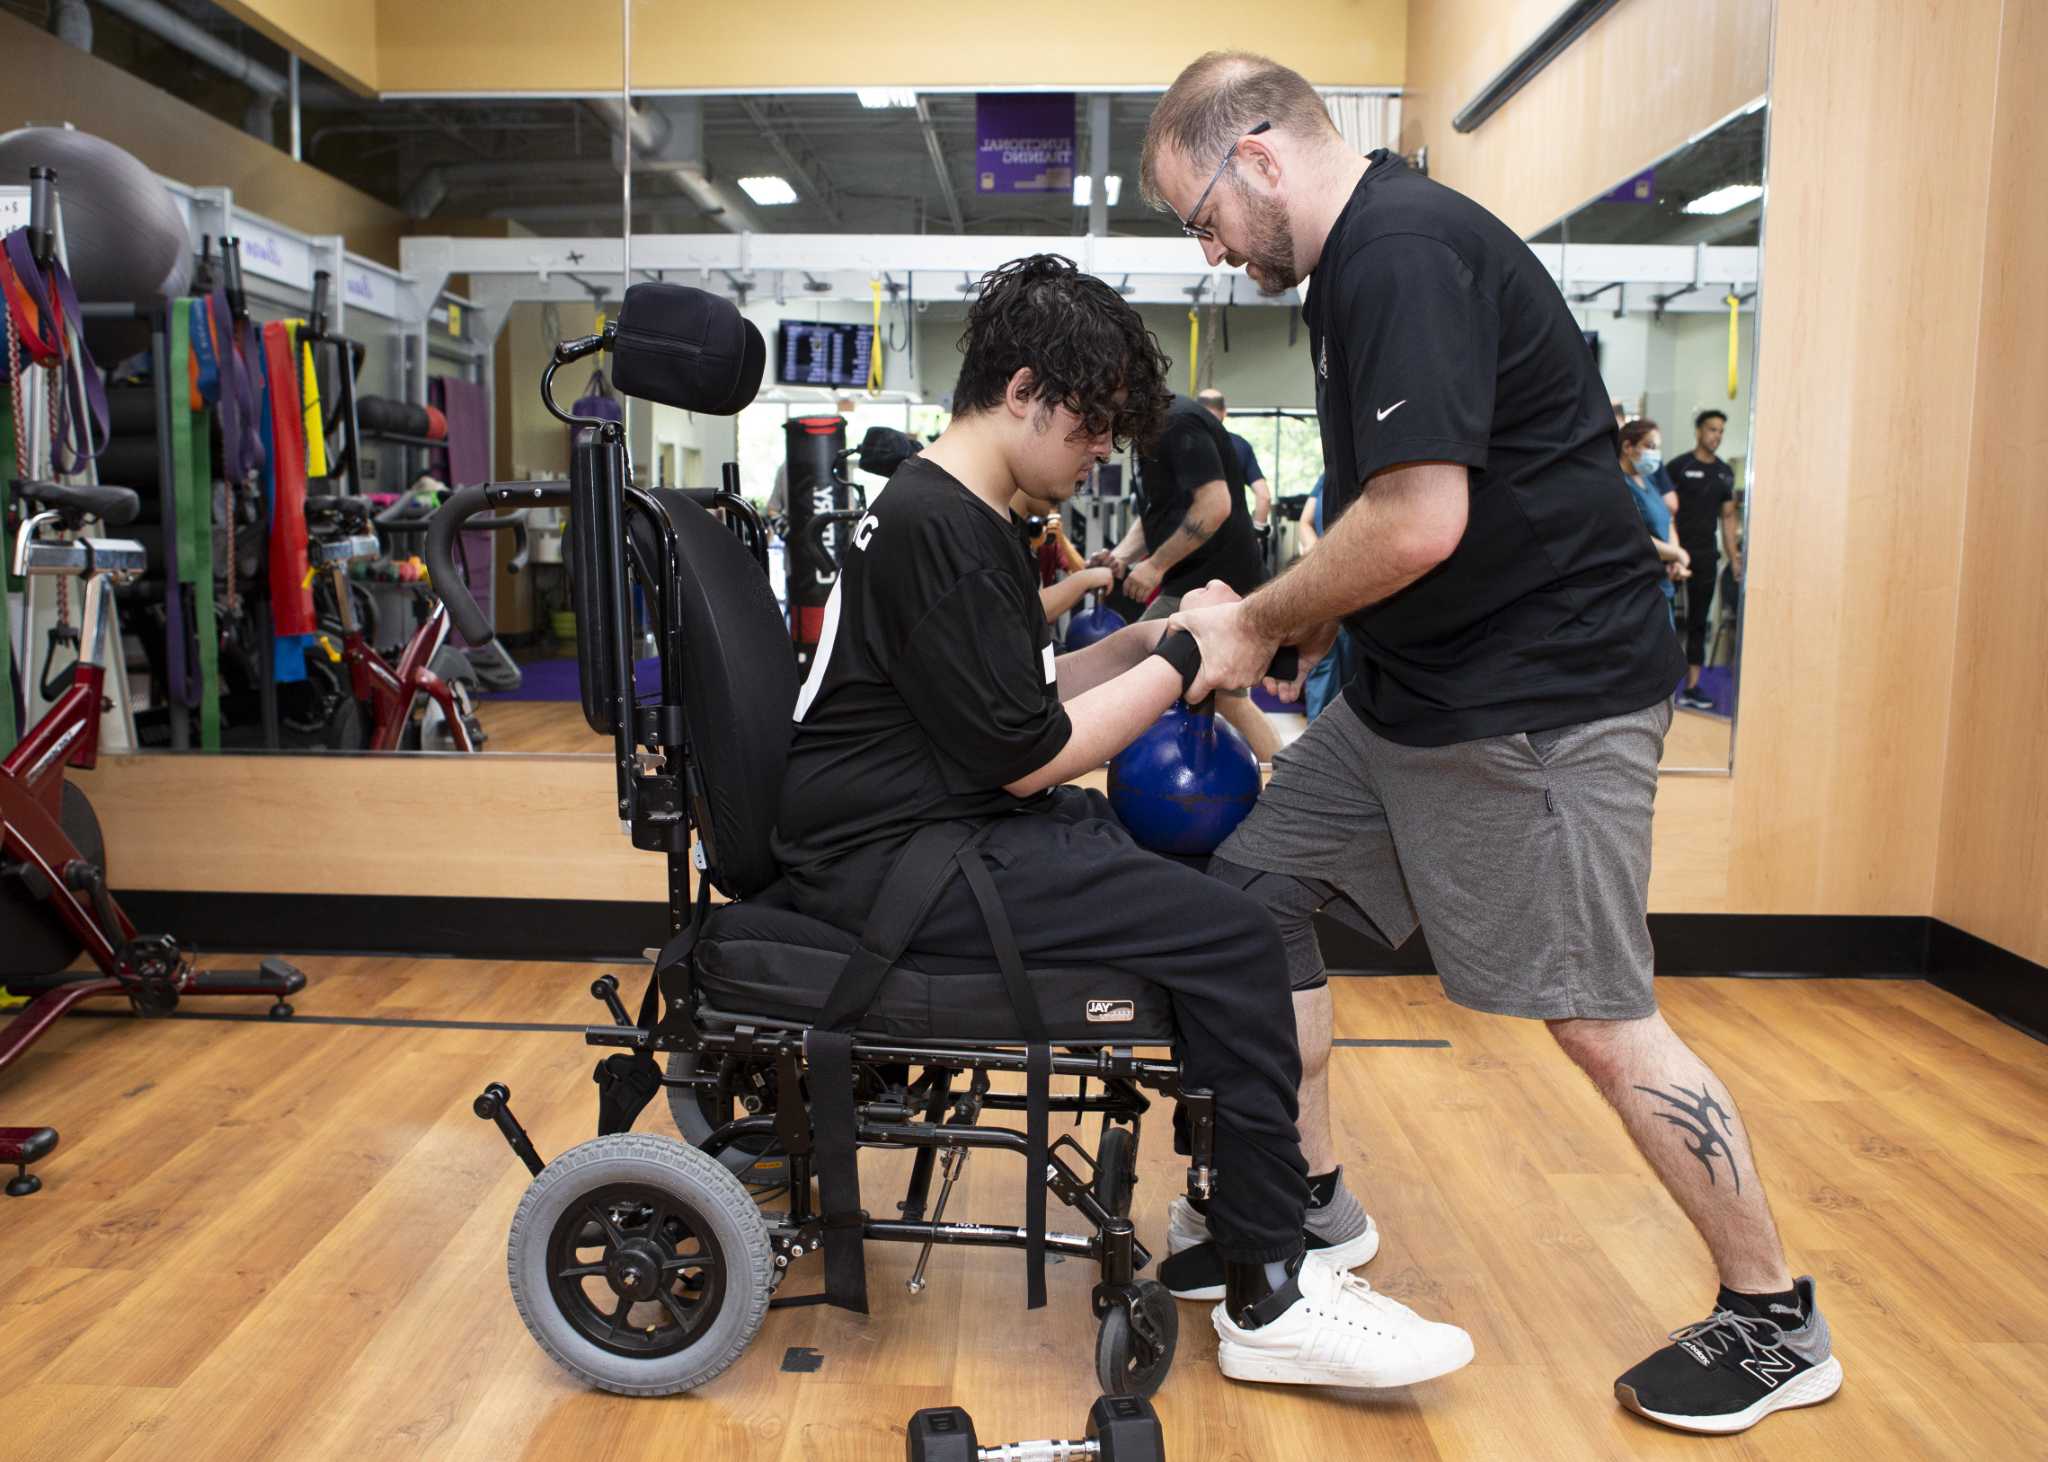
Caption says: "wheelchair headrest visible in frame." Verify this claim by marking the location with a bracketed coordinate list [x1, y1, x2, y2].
[611, 284, 766, 416]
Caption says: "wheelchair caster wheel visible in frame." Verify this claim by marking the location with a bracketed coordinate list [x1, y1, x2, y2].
[1094, 1124, 1138, 1219]
[269, 1001, 294, 1020]
[507, 1132, 772, 1396]
[1097, 1279, 1177, 1398]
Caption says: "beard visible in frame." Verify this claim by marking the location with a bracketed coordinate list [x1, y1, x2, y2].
[1235, 187, 1301, 295]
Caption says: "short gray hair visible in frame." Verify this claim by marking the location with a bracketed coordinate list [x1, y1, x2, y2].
[1141, 52, 1339, 208]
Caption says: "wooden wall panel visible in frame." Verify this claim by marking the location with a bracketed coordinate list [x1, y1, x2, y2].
[375, 0, 1404, 95]
[0, 15, 406, 265]
[70, 752, 1735, 915]
[1935, 0, 2048, 966]
[212, 0, 381, 96]
[1400, 0, 1771, 238]
[1726, 0, 2004, 916]
[73, 756, 668, 904]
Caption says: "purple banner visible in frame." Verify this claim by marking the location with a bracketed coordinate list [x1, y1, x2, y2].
[976, 93, 1075, 194]
[1604, 167, 1656, 204]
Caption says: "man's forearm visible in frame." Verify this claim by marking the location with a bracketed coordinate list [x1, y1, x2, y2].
[1139, 480, 1228, 576]
[1242, 463, 1468, 643]
[1009, 654, 1183, 796]
[1055, 619, 1166, 699]
[1252, 477, 1271, 525]
[1722, 504, 1743, 560]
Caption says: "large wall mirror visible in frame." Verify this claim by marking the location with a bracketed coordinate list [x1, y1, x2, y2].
[1529, 97, 1768, 774]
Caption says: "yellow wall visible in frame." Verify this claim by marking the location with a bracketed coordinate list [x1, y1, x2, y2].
[212, 0, 381, 96]
[1401, 0, 1770, 238]
[371, 0, 1404, 94]
[0, 13, 405, 264]
[1934, 0, 2048, 966]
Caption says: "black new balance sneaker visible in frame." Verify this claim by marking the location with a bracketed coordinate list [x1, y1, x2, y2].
[1615, 1277, 1843, 1434]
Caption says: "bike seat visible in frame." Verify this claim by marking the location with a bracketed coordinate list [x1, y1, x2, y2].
[11, 478, 141, 528]
[304, 494, 373, 535]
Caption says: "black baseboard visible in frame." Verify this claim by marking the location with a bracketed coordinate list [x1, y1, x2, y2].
[115, 890, 673, 964]
[1927, 920, 2048, 1042]
[1310, 913, 1931, 979]
[114, 890, 2042, 1039]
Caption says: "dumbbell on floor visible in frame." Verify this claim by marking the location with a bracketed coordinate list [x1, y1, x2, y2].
[905, 1394, 1164, 1462]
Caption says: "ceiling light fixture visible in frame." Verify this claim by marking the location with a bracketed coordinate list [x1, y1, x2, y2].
[1072, 174, 1123, 207]
[1682, 183, 1763, 216]
[738, 175, 798, 206]
[855, 88, 918, 109]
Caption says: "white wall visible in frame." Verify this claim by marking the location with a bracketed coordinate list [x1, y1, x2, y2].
[1575, 304, 1758, 485]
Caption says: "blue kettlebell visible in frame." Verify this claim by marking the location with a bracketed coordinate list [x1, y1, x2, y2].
[1064, 600, 1125, 652]
[1108, 697, 1262, 856]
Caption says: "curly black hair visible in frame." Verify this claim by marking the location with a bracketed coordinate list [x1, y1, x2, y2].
[951, 255, 1173, 451]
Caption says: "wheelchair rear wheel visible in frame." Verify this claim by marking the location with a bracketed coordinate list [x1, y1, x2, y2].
[1096, 1278, 1178, 1398]
[507, 1133, 772, 1395]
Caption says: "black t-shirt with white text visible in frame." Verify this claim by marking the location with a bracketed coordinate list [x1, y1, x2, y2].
[1666, 451, 1735, 556]
[773, 457, 1071, 889]
[1303, 151, 1683, 745]
[1135, 396, 1266, 597]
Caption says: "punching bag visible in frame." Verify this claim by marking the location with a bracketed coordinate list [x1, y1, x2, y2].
[784, 415, 850, 671]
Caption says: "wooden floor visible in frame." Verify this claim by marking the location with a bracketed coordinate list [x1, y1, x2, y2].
[475, 693, 1736, 770]
[5, 966, 2042, 1460]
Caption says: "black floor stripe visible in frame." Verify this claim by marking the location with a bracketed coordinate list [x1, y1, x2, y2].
[69, 1006, 1454, 1046]
[70, 1008, 586, 1034]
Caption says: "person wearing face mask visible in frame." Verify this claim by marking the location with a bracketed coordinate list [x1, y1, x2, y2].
[1620, 418, 1690, 625]
[1666, 409, 1743, 711]
[1139, 52, 1837, 1437]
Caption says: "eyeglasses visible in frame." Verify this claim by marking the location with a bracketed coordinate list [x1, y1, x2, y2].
[1174, 120, 1272, 242]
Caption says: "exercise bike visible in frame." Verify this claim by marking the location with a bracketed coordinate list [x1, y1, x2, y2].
[299, 491, 525, 752]
[451, 285, 1211, 1401]
[2, 478, 307, 1196]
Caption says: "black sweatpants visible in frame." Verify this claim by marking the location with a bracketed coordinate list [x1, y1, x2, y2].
[790, 786, 1308, 1264]
[1681, 544, 1719, 668]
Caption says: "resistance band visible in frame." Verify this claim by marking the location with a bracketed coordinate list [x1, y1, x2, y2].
[169, 298, 221, 748]
[0, 378, 14, 752]
[867, 279, 884, 394]
[1726, 293, 1741, 400]
[1187, 307, 1200, 395]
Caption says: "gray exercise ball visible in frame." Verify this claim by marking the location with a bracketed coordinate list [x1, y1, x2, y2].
[0, 128, 192, 305]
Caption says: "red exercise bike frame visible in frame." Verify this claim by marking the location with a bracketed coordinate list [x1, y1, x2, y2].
[3, 491, 306, 1195]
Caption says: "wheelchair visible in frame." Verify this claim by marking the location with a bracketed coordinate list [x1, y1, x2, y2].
[435, 287, 1217, 1400]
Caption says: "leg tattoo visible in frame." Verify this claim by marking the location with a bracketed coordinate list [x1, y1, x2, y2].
[1634, 1083, 1742, 1193]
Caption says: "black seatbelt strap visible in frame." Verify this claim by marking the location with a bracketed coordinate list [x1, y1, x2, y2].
[803, 1027, 868, 1313]
[807, 820, 988, 1313]
[954, 846, 1052, 1309]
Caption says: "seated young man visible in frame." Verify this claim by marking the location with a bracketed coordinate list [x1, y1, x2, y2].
[771, 254, 1471, 1389]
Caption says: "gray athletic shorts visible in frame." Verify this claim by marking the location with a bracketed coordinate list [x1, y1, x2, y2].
[1215, 695, 1671, 1020]
[1140, 592, 1249, 699]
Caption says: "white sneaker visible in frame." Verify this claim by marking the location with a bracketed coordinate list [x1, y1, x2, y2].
[1164, 1192, 1381, 1301]
[1213, 1252, 1475, 1389]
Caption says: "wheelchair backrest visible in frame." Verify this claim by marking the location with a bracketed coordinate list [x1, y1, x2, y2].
[567, 440, 797, 899]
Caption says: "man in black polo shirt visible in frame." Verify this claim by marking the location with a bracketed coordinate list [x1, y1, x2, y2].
[775, 254, 1471, 1392]
[1091, 392, 1277, 760]
[1666, 410, 1744, 710]
[1197, 387, 1274, 529]
[1142, 53, 1839, 1435]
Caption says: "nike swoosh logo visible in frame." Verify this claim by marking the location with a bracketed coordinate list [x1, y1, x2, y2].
[1376, 400, 1407, 422]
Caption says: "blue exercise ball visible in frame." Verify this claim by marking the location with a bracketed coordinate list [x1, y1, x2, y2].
[1065, 601, 1124, 651]
[1108, 701, 1262, 856]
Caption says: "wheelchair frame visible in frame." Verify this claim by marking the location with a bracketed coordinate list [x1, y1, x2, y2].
[448, 334, 1214, 1398]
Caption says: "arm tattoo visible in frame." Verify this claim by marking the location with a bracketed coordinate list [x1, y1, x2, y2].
[1169, 511, 1216, 550]
[1634, 1082, 1742, 1193]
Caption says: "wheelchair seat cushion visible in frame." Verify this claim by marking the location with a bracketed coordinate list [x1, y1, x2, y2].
[691, 882, 1175, 1043]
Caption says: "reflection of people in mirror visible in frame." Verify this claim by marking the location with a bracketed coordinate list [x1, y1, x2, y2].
[1618, 419, 1688, 627]
[1666, 410, 1744, 711]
